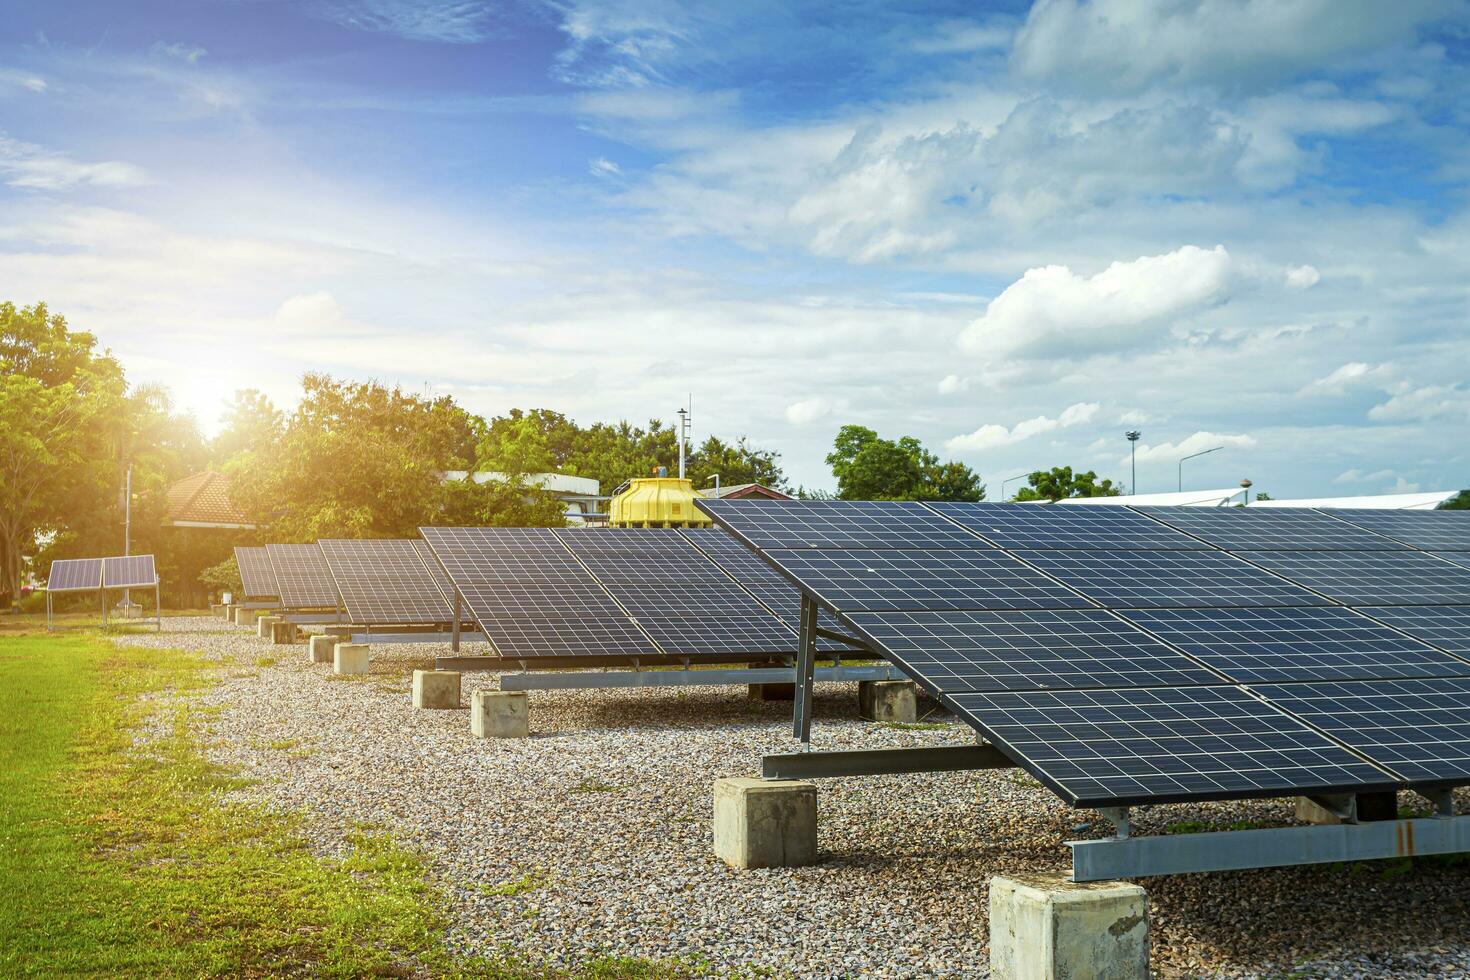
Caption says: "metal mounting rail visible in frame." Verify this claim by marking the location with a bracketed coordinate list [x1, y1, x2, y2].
[494, 663, 904, 692]
[763, 744, 1013, 780]
[345, 630, 489, 645]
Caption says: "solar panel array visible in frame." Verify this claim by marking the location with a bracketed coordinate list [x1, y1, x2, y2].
[234, 546, 279, 599]
[319, 539, 453, 625]
[264, 544, 342, 610]
[698, 497, 1470, 808]
[48, 555, 158, 592]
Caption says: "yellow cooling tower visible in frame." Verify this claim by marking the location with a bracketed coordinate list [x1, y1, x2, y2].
[608, 477, 714, 528]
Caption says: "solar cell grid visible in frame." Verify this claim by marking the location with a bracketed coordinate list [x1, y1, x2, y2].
[1358, 606, 1470, 656]
[1136, 506, 1408, 551]
[602, 584, 776, 622]
[1257, 678, 1470, 783]
[319, 539, 452, 625]
[556, 528, 701, 553]
[697, 498, 992, 550]
[1239, 551, 1470, 605]
[928, 502, 1208, 550]
[1323, 509, 1470, 551]
[765, 548, 1089, 612]
[948, 685, 1398, 806]
[1015, 549, 1331, 608]
[1120, 606, 1470, 684]
[413, 539, 458, 604]
[234, 546, 279, 598]
[476, 615, 659, 659]
[264, 544, 343, 609]
[1435, 553, 1470, 571]
[47, 558, 103, 592]
[103, 555, 157, 588]
[844, 609, 1222, 692]
[636, 616, 796, 655]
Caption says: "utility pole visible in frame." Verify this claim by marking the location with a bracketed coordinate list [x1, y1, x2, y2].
[1125, 431, 1141, 495]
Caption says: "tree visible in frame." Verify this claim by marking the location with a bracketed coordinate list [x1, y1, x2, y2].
[213, 389, 284, 463]
[1443, 490, 1470, 511]
[1013, 466, 1122, 502]
[824, 425, 984, 501]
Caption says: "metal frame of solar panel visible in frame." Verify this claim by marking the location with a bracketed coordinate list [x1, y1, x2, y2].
[264, 543, 343, 615]
[696, 496, 1470, 879]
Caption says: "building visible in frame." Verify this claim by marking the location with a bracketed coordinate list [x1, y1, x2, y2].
[164, 471, 257, 529]
[442, 471, 606, 525]
[702, 482, 792, 501]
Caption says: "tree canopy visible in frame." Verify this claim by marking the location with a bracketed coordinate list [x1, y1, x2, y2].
[1012, 466, 1122, 502]
[824, 425, 984, 501]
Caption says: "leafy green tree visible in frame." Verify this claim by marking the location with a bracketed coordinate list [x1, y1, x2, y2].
[824, 425, 984, 501]
[1013, 466, 1122, 502]
[1443, 490, 1470, 511]
[212, 389, 284, 464]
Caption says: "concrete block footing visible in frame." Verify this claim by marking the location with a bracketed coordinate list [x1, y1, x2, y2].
[712, 776, 817, 870]
[859, 680, 918, 723]
[333, 643, 370, 675]
[270, 620, 297, 645]
[256, 615, 281, 639]
[308, 635, 337, 664]
[471, 690, 528, 738]
[1295, 796, 1343, 826]
[989, 873, 1148, 980]
[413, 670, 462, 709]
[233, 606, 257, 627]
[747, 682, 795, 701]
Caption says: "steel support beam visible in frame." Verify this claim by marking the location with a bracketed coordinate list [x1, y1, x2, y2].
[1070, 815, 1470, 881]
[794, 594, 818, 745]
[762, 743, 1013, 780]
[452, 592, 462, 652]
[495, 663, 904, 692]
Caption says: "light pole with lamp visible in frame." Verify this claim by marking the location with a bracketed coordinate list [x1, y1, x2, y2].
[1000, 473, 1029, 501]
[1240, 478, 1253, 506]
[1125, 431, 1141, 495]
[1178, 445, 1225, 492]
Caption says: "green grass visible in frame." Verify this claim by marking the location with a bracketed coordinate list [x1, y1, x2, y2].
[476, 871, 550, 898]
[571, 778, 622, 794]
[0, 632, 686, 978]
[877, 720, 949, 731]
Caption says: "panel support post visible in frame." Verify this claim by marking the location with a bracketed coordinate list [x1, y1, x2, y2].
[793, 594, 818, 747]
[452, 591, 461, 653]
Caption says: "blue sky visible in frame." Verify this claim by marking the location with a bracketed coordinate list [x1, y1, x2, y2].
[2, 0, 1468, 496]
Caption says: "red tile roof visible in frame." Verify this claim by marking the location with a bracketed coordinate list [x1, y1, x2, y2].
[165, 471, 254, 527]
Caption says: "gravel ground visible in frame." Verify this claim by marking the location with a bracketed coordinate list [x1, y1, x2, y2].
[113, 618, 1470, 979]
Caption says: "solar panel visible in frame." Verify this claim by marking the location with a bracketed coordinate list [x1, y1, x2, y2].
[1434, 553, 1470, 571]
[928, 502, 1208, 550]
[1135, 506, 1408, 551]
[697, 498, 992, 550]
[319, 539, 452, 625]
[103, 555, 157, 588]
[1239, 551, 1470, 605]
[844, 609, 1222, 692]
[1015, 550, 1331, 608]
[47, 558, 103, 592]
[1120, 606, 1470, 684]
[1256, 678, 1470, 783]
[233, 546, 279, 599]
[555, 528, 697, 554]
[764, 548, 1090, 612]
[1323, 509, 1470, 551]
[264, 544, 342, 610]
[473, 615, 659, 659]
[635, 616, 797, 655]
[1358, 606, 1470, 656]
[947, 685, 1396, 807]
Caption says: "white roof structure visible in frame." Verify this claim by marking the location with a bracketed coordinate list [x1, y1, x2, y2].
[1249, 490, 1462, 510]
[1053, 488, 1244, 507]
[443, 471, 601, 496]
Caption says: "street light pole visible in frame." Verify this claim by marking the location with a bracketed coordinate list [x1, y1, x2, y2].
[1125, 431, 1141, 495]
[1178, 445, 1225, 492]
[1000, 473, 1029, 500]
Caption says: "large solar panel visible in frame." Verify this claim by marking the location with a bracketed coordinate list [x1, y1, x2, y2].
[555, 528, 697, 554]
[1435, 553, 1470, 571]
[413, 539, 458, 604]
[928, 502, 1208, 550]
[473, 616, 658, 659]
[1016, 550, 1331, 608]
[1135, 506, 1408, 551]
[264, 544, 342, 610]
[948, 685, 1397, 807]
[1324, 509, 1470, 551]
[1257, 678, 1470, 783]
[47, 558, 103, 592]
[234, 546, 278, 599]
[699, 499, 992, 550]
[1120, 606, 1470, 684]
[844, 609, 1221, 692]
[764, 548, 1090, 612]
[1358, 606, 1470, 656]
[319, 539, 452, 625]
[635, 616, 797, 655]
[1239, 551, 1470, 605]
[103, 555, 157, 588]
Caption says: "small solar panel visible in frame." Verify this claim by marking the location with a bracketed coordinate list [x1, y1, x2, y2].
[1435, 553, 1470, 571]
[264, 544, 342, 610]
[47, 558, 103, 592]
[1239, 551, 1470, 605]
[1257, 678, 1470, 783]
[948, 685, 1398, 807]
[928, 502, 1208, 550]
[1120, 606, 1470, 684]
[1135, 506, 1409, 551]
[1015, 550, 1332, 608]
[319, 539, 452, 625]
[1358, 606, 1470, 656]
[103, 555, 157, 588]
[697, 498, 991, 550]
[234, 546, 279, 599]
[1323, 509, 1470, 551]
[765, 548, 1090, 612]
[845, 609, 1222, 692]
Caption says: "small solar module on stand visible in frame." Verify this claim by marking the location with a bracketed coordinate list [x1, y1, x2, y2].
[46, 555, 161, 632]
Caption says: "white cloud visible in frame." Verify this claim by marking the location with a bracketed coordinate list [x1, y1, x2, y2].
[1368, 382, 1470, 422]
[589, 156, 622, 178]
[0, 136, 150, 190]
[1284, 264, 1320, 289]
[947, 400, 1098, 453]
[937, 374, 969, 395]
[959, 245, 1234, 359]
[1118, 409, 1149, 425]
[1334, 467, 1396, 484]
[1303, 361, 1382, 393]
[784, 397, 834, 425]
[0, 68, 46, 94]
[303, 0, 501, 43]
[1129, 431, 1256, 464]
[150, 42, 207, 64]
